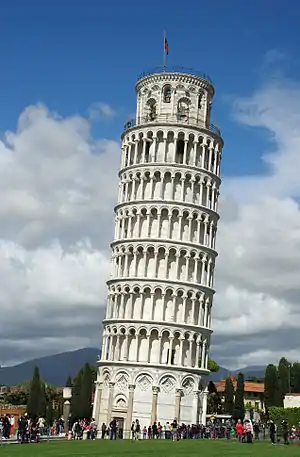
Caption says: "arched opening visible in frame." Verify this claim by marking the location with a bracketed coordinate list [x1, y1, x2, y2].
[163, 85, 172, 103]
[175, 139, 184, 164]
[147, 98, 157, 121]
[177, 98, 190, 122]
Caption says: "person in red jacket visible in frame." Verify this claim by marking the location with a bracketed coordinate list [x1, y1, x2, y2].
[235, 420, 243, 441]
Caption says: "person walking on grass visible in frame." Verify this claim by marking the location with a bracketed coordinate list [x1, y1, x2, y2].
[235, 420, 243, 442]
[269, 420, 276, 445]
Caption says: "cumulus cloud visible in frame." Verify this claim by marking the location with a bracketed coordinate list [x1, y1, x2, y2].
[212, 79, 300, 368]
[88, 102, 116, 120]
[0, 104, 119, 364]
[2, 78, 300, 371]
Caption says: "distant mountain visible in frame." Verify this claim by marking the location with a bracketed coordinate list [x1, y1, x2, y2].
[0, 348, 99, 387]
[209, 365, 266, 382]
[0, 347, 266, 387]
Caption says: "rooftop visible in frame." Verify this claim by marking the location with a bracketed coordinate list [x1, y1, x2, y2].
[136, 66, 212, 85]
[214, 378, 265, 394]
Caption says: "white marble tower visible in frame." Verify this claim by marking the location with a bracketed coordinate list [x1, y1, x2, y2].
[93, 67, 223, 435]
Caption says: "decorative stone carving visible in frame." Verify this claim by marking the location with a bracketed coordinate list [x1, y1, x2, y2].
[116, 373, 128, 391]
[115, 396, 127, 409]
[136, 374, 153, 391]
[160, 375, 176, 393]
[103, 375, 110, 388]
[182, 377, 195, 395]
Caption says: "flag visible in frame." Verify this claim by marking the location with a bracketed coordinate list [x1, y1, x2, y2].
[164, 35, 169, 55]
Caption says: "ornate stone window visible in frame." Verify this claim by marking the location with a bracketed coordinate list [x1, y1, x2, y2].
[146, 98, 157, 121]
[163, 84, 172, 103]
[177, 97, 190, 122]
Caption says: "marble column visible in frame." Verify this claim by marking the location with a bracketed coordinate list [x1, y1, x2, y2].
[63, 401, 71, 434]
[150, 386, 160, 425]
[192, 390, 200, 424]
[174, 389, 183, 422]
[93, 381, 103, 425]
[125, 384, 135, 439]
[107, 381, 115, 424]
[201, 388, 209, 425]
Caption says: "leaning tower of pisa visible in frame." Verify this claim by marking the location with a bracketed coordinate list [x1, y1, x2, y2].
[93, 66, 223, 436]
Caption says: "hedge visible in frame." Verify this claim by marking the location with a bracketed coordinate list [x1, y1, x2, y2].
[269, 406, 300, 432]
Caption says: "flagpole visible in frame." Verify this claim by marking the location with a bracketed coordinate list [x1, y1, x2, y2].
[163, 30, 167, 72]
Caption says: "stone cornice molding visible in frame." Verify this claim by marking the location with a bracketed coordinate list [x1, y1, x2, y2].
[119, 164, 221, 186]
[121, 122, 223, 144]
[111, 238, 218, 258]
[107, 277, 215, 295]
[135, 72, 214, 97]
[115, 199, 219, 220]
[98, 359, 210, 376]
[103, 319, 213, 336]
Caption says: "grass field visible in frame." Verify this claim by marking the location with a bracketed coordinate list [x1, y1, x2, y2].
[1, 439, 300, 457]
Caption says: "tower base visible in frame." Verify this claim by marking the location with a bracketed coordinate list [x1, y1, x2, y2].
[93, 363, 208, 438]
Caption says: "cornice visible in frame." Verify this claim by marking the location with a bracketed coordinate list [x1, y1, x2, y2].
[114, 199, 220, 220]
[135, 72, 214, 97]
[121, 122, 223, 144]
[118, 163, 221, 185]
[107, 277, 215, 295]
[110, 238, 218, 258]
[97, 359, 210, 376]
[103, 318, 213, 335]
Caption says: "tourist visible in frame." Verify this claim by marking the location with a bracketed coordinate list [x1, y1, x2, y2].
[101, 422, 106, 439]
[244, 420, 253, 443]
[269, 420, 276, 444]
[235, 420, 243, 441]
[282, 420, 289, 445]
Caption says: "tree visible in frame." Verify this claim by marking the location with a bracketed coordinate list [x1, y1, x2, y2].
[39, 382, 47, 417]
[264, 364, 281, 410]
[80, 363, 93, 419]
[233, 372, 245, 421]
[208, 358, 220, 373]
[224, 376, 234, 415]
[207, 381, 223, 414]
[71, 368, 83, 420]
[291, 363, 300, 393]
[65, 376, 73, 387]
[278, 357, 290, 404]
[27, 366, 42, 418]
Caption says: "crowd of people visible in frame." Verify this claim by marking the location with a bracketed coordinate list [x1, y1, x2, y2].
[99, 417, 300, 445]
[1, 413, 300, 445]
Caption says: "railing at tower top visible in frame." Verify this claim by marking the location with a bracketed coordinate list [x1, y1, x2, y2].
[137, 66, 212, 84]
[123, 113, 221, 137]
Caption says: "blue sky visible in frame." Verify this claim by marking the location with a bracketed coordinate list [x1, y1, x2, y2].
[0, 0, 298, 175]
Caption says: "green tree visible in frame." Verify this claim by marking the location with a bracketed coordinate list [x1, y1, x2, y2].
[27, 366, 42, 418]
[39, 382, 47, 417]
[46, 400, 54, 426]
[65, 376, 73, 387]
[278, 357, 290, 404]
[207, 381, 223, 414]
[224, 376, 234, 415]
[291, 363, 300, 393]
[80, 363, 93, 419]
[71, 368, 83, 420]
[264, 364, 281, 410]
[208, 358, 220, 373]
[233, 372, 245, 421]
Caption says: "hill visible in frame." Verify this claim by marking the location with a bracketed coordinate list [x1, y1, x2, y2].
[0, 348, 99, 387]
[0, 348, 265, 387]
[209, 365, 266, 382]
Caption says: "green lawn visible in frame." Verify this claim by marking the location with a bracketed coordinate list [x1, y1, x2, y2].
[0, 439, 300, 457]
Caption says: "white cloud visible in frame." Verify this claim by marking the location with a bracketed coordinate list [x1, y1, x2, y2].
[0, 104, 119, 364]
[1, 78, 300, 371]
[213, 79, 300, 368]
[88, 102, 116, 120]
